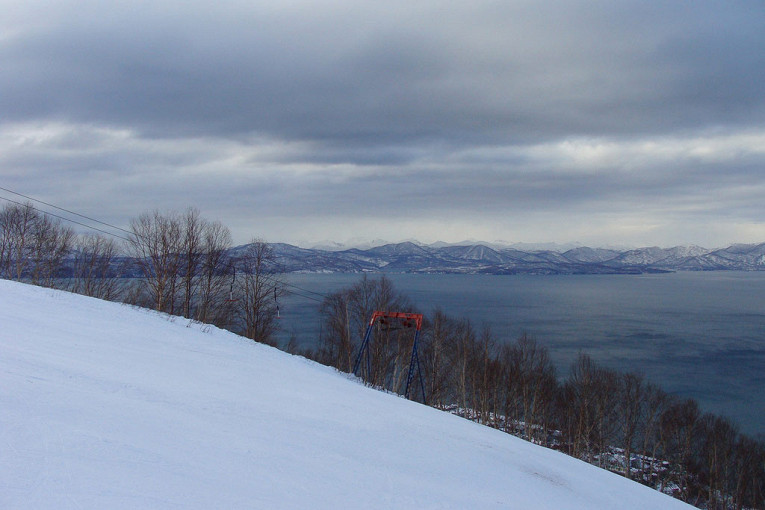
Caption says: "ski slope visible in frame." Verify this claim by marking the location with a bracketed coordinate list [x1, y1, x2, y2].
[0, 280, 693, 509]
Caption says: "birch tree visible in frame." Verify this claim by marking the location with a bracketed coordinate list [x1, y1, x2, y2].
[234, 239, 286, 345]
[127, 210, 184, 312]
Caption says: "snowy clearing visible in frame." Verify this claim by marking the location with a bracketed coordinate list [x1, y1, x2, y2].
[0, 280, 693, 509]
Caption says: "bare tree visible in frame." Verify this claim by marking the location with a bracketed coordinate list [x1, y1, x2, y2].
[194, 220, 232, 325]
[443, 318, 477, 417]
[127, 210, 184, 312]
[314, 275, 377, 373]
[617, 372, 647, 479]
[0, 204, 10, 276]
[731, 435, 765, 509]
[498, 341, 523, 434]
[178, 208, 206, 319]
[638, 383, 672, 484]
[70, 233, 122, 300]
[561, 354, 619, 464]
[316, 290, 354, 370]
[660, 398, 702, 504]
[468, 326, 499, 426]
[317, 274, 415, 391]
[420, 308, 454, 409]
[29, 213, 75, 287]
[0, 202, 38, 280]
[0, 202, 74, 286]
[501, 334, 558, 444]
[234, 239, 286, 345]
[699, 413, 739, 508]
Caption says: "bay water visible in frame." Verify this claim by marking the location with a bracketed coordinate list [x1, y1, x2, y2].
[276, 271, 765, 436]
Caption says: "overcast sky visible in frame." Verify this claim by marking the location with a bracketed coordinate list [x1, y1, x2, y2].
[2, 0, 764, 248]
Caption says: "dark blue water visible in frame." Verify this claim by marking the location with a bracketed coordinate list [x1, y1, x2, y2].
[275, 271, 765, 436]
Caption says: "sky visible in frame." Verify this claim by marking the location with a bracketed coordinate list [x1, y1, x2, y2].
[1, 0, 764, 249]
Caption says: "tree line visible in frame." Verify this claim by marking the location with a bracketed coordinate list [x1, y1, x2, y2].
[0, 203, 285, 345]
[2, 201, 763, 508]
[308, 275, 765, 510]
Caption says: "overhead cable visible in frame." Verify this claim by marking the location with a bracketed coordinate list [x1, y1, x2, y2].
[0, 185, 332, 302]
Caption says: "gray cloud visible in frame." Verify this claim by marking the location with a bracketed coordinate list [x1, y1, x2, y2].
[5, 1, 764, 142]
[1, 0, 765, 247]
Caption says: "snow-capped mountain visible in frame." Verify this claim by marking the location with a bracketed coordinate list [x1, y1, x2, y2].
[265, 241, 765, 274]
[562, 247, 622, 263]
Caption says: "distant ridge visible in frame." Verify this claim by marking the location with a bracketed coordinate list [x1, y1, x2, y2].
[263, 241, 765, 274]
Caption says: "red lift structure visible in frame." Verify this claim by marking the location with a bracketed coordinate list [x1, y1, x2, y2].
[352, 311, 427, 403]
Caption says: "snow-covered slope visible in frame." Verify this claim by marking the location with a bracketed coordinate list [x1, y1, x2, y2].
[0, 280, 692, 509]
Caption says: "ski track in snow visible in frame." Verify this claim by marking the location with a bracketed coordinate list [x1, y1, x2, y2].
[0, 280, 693, 509]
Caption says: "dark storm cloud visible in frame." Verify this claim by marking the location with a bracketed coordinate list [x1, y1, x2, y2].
[3, 1, 764, 149]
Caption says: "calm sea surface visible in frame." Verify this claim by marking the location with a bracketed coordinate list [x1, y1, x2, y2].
[275, 271, 765, 436]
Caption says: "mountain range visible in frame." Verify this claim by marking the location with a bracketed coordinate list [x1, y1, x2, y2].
[266, 241, 765, 274]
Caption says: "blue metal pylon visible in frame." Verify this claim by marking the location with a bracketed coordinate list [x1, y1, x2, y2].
[404, 329, 427, 404]
[352, 311, 426, 404]
[352, 322, 374, 380]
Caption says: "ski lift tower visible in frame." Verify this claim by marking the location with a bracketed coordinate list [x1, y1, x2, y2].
[352, 311, 427, 404]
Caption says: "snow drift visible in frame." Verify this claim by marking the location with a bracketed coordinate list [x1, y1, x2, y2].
[0, 280, 692, 509]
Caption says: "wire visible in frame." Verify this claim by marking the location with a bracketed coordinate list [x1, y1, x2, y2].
[0, 195, 133, 243]
[281, 280, 330, 299]
[0, 185, 333, 303]
[254, 271, 328, 303]
[285, 289, 325, 303]
[0, 185, 134, 238]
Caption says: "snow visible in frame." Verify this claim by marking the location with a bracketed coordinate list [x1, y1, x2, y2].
[0, 280, 693, 509]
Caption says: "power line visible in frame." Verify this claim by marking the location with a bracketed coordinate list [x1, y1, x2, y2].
[253, 271, 328, 303]
[0, 194, 133, 243]
[0, 185, 134, 239]
[0, 185, 332, 302]
[284, 288, 325, 303]
[280, 280, 330, 299]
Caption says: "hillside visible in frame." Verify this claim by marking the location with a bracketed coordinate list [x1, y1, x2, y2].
[0, 280, 693, 509]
